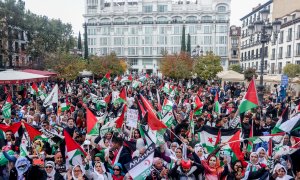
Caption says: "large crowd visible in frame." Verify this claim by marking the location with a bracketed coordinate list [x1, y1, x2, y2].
[0, 74, 300, 180]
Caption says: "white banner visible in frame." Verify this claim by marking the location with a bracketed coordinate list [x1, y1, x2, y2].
[126, 109, 138, 128]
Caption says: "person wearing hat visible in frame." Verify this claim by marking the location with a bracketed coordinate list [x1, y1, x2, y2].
[45, 161, 64, 180]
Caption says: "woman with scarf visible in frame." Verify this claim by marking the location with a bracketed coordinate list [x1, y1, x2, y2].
[86, 162, 112, 180]
[242, 152, 269, 180]
[227, 160, 245, 180]
[66, 165, 88, 180]
[256, 147, 268, 165]
[270, 164, 294, 180]
[44, 161, 64, 180]
[9, 156, 47, 180]
[111, 163, 124, 180]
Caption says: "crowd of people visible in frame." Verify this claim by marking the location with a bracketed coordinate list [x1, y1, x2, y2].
[0, 74, 300, 180]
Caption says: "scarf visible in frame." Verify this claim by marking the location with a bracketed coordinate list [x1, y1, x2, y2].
[46, 161, 56, 180]
[94, 162, 107, 180]
[15, 157, 31, 178]
[72, 165, 86, 180]
[273, 164, 293, 180]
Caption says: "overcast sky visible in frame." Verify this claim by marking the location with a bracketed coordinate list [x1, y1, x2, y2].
[24, 0, 269, 36]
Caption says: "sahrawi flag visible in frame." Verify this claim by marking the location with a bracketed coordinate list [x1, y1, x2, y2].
[43, 84, 58, 107]
[2, 94, 12, 119]
[100, 72, 110, 85]
[64, 130, 87, 167]
[199, 125, 239, 153]
[125, 143, 155, 180]
[239, 79, 259, 114]
[162, 98, 173, 114]
[161, 111, 175, 128]
[86, 108, 99, 135]
[20, 134, 29, 157]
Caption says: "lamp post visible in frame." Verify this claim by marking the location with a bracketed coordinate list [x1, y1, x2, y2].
[247, 9, 281, 105]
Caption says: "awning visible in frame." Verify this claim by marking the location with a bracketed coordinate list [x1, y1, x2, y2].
[216, 70, 244, 82]
[21, 69, 57, 76]
[0, 70, 49, 84]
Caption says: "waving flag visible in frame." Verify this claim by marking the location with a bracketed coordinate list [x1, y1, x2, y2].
[86, 108, 99, 135]
[64, 130, 87, 167]
[1, 94, 12, 119]
[100, 72, 110, 85]
[239, 79, 259, 114]
[43, 84, 58, 107]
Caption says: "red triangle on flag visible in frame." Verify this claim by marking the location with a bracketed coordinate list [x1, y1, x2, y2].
[140, 95, 167, 131]
[119, 87, 127, 101]
[86, 108, 98, 135]
[245, 79, 259, 105]
[32, 83, 39, 93]
[0, 122, 21, 134]
[128, 75, 133, 81]
[115, 105, 127, 128]
[137, 100, 146, 118]
[24, 123, 42, 141]
[228, 130, 243, 159]
[194, 96, 203, 111]
[105, 72, 110, 79]
[63, 130, 87, 156]
[104, 93, 112, 104]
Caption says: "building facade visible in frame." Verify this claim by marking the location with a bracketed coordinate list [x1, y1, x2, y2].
[240, 0, 273, 73]
[269, 10, 300, 74]
[228, 25, 241, 66]
[0, 22, 31, 70]
[83, 0, 231, 74]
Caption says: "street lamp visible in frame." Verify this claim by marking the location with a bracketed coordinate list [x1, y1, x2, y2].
[247, 10, 281, 105]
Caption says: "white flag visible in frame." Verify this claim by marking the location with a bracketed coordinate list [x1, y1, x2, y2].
[43, 84, 58, 107]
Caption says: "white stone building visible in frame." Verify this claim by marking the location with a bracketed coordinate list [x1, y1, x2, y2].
[269, 10, 300, 74]
[83, 0, 231, 74]
[240, 0, 273, 73]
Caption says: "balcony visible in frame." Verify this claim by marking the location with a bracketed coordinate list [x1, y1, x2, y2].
[200, 20, 213, 23]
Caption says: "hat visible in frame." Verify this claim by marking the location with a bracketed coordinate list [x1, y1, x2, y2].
[181, 159, 191, 169]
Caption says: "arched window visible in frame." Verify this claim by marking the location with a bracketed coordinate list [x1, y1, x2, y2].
[88, 18, 97, 23]
[186, 16, 197, 22]
[100, 18, 110, 24]
[157, 16, 168, 23]
[143, 17, 153, 24]
[114, 17, 124, 22]
[201, 16, 212, 20]
[217, 6, 226, 12]
[172, 16, 182, 23]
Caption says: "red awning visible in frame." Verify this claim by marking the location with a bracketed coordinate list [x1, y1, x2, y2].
[21, 69, 57, 76]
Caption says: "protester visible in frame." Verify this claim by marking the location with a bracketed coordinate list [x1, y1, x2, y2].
[0, 74, 299, 180]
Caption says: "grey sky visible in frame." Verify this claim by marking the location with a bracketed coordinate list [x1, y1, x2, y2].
[24, 0, 269, 36]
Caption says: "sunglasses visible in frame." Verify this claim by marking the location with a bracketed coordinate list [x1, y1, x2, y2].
[45, 166, 53, 169]
[114, 169, 121, 171]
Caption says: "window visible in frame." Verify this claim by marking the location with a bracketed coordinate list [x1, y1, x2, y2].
[128, 27, 138, 35]
[204, 36, 212, 45]
[172, 36, 181, 45]
[157, 5, 167, 12]
[201, 16, 212, 21]
[279, 31, 284, 43]
[188, 26, 196, 34]
[159, 27, 167, 34]
[128, 47, 137, 55]
[128, 17, 139, 24]
[157, 16, 168, 23]
[287, 45, 291, 57]
[172, 16, 182, 23]
[287, 28, 292, 41]
[143, 17, 153, 24]
[217, 26, 227, 33]
[158, 36, 167, 45]
[100, 37, 108, 45]
[129, 58, 138, 66]
[278, 47, 283, 59]
[142, 59, 152, 65]
[144, 36, 152, 45]
[217, 36, 227, 44]
[296, 43, 300, 56]
[145, 27, 153, 34]
[128, 37, 138, 45]
[217, 6, 226, 12]
[297, 25, 300, 39]
[271, 48, 275, 60]
[218, 47, 227, 56]
[264, 61, 267, 70]
[114, 37, 124, 45]
[204, 26, 211, 34]
[186, 16, 197, 23]
[143, 5, 153, 13]
[278, 62, 282, 74]
[174, 26, 181, 34]
[115, 28, 124, 35]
